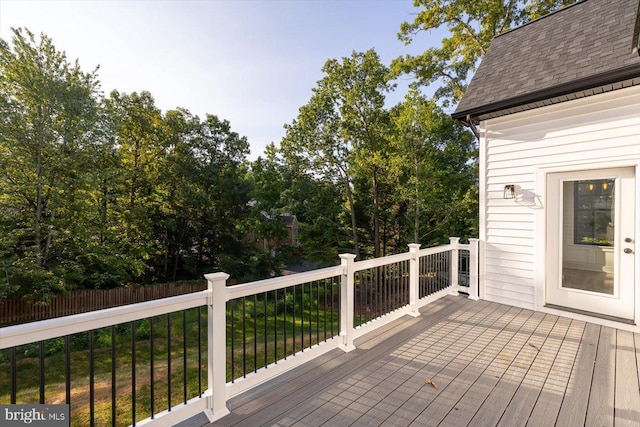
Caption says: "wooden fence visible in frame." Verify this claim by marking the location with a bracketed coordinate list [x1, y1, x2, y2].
[0, 281, 207, 327]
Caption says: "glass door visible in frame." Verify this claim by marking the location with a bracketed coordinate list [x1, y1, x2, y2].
[546, 168, 635, 321]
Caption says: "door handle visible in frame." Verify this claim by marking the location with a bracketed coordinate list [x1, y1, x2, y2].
[624, 248, 633, 254]
[625, 237, 633, 243]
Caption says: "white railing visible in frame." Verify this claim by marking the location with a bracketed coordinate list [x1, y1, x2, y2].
[0, 238, 478, 426]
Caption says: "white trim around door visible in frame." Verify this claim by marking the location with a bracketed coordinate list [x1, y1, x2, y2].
[545, 167, 636, 322]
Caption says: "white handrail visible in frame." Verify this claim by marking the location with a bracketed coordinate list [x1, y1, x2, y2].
[225, 265, 345, 300]
[0, 290, 209, 349]
[353, 252, 412, 272]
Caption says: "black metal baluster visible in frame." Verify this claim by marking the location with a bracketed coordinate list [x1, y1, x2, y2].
[230, 300, 235, 381]
[399, 261, 403, 307]
[39, 340, 44, 403]
[323, 279, 328, 341]
[330, 278, 335, 337]
[380, 265, 391, 315]
[316, 281, 320, 345]
[394, 263, 399, 309]
[150, 316, 155, 417]
[167, 314, 171, 411]
[383, 265, 388, 315]
[292, 286, 296, 355]
[371, 269, 375, 320]
[283, 288, 287, 359]
[388, 264, 392, 312]
[399, 261, 403, 306]
[274, 289, 278, 363]
[418, 256, 423, 298]
[429, 254, 434, 295]
[377, 267, 382, 318]
[355, 272, 360, 326]
[404, 260, 408, 304]
[264, 292, 268, 368]
[198, 307, 202, 396]
[89, 330, 95, 427]
[398, 261, 402, 307]
[253, 294, 257, 373]
[111, 326, 116, 427]
[65, 336, 71, 405]
[301, 283, 304, 351]
[183, 310, 187, 403]
[242, 297, 247, 377]
[423, 255, 428, 296]
[308, 282, 312, 348]
[439, 252, 443, 290]
[438, 252, 444, 290]
[444, 252, 448, 289]
[132, 321, 136, 425]
[424, 255, 428, 296]
[447, 251, 451, 287]
[385, 264, 389, 314]
[10, 347, 16, 404]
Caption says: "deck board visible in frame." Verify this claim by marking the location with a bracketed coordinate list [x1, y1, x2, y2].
[615, 330, 640, 426]
[553, 322, 598, 427]
[495, 316, 571, 426]
[585, 325, 615, 427]
[198, 296, 640, 427]
[526, 319, 585, 426]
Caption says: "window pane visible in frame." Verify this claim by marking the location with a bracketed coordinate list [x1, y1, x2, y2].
[573, 179, 614, 246]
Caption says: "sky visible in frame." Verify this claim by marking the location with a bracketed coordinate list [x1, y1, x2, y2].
[0, 0, 443, 160]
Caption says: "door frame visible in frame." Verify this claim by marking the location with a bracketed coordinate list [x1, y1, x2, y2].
[535, 160, 640, 328]
[545, 167, 634, 320]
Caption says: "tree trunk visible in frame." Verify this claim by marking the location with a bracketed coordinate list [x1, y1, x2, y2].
[414, 156, 420, 244]
[100, 177, 108, 244]
[130, 140, 140, 209]
[34, 136, 44, 266]
[372, 167, 380, 258]
[344, 175, 360, 259]
[34, 106, 44, 266]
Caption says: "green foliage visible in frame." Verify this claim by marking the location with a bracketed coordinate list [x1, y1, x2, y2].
[389, 88, 477, 245]
[393, 0, 577, 106]
[1, 16, 487, 300]
[0, 28, 268, 299]
[281, 50, 394, 259]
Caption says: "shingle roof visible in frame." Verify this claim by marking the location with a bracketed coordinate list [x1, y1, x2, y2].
[452, 0, 640, 121]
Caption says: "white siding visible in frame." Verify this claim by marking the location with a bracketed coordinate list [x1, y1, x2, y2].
[480, 85, 640, 309]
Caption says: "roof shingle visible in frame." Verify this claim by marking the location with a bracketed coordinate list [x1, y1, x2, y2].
[453, 0, 640, 120]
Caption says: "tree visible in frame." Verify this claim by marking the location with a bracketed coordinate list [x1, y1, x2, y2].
[389, 88, 477, 245]
[105, 90, 169, 264]
[392, 0, 576, 106]
[0, 28, 108, 297]
[281, 49, 393, 258]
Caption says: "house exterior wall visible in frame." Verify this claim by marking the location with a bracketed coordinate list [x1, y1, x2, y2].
[479, 84, 640, 310]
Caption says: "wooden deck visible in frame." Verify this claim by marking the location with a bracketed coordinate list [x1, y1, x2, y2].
[190, 296, 640, 426]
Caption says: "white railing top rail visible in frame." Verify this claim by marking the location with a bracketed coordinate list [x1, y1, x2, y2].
[353, 252, 413, 272]
[224, 265, 345, 301]
[417, 244, 454, 257]
[0, 290, 209, 349]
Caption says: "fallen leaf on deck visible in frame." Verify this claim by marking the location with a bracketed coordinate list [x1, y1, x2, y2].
[528, 343, 541, 352]
[425, 379, 438, 389]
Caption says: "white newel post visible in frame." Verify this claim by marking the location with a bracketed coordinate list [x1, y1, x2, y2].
[338, 254, 356, 352]
[468, 239, 480, 301]
[204, 272, 231, 421]
[408, 243, 421, 317]
[449, 237, 460, 296]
